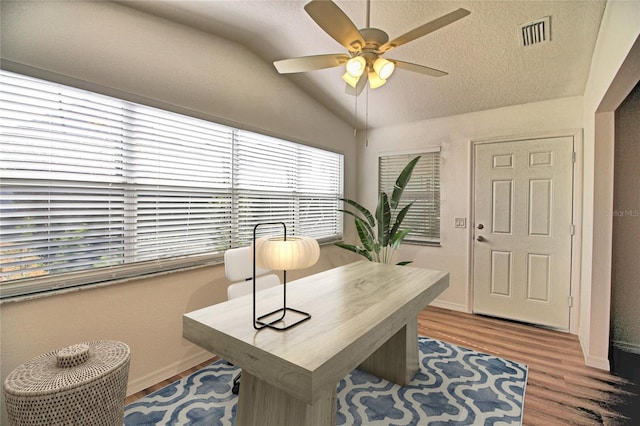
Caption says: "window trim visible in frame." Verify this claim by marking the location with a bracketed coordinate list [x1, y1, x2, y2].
[378, 147, 441, 247]
[0, 253, 221, 303]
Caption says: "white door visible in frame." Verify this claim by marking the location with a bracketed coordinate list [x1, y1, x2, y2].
[473, 137, 574, 329]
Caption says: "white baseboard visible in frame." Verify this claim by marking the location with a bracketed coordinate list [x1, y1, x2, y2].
[578, 331, 611, 371]
[430, 299, 470, 313]
[584, 353, 610, 370]
[126, 350, 214, 395]
[612, 340, 640, 355]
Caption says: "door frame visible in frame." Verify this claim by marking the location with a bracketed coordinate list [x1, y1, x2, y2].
[468, 129, 583, 334]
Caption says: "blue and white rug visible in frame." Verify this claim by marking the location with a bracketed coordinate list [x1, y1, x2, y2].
[125, 337, 527, 425]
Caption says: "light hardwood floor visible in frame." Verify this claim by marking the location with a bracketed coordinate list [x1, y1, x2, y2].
[127, 306, 637, 425]
[419, 306, 636, 425]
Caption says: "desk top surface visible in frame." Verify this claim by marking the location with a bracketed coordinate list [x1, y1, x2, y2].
[184, 261, 448, 385]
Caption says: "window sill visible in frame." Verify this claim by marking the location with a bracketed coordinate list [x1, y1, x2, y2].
[0, 257, 222, 305]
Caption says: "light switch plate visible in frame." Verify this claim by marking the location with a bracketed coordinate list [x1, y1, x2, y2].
[455, 217, 467, 228]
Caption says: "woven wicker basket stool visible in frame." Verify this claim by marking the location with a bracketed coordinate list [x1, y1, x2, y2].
[3, 340, 130, 426]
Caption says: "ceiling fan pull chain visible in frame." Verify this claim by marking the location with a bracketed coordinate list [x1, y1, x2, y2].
[365, 86, 369, 147]
[354, 85, 361, 141]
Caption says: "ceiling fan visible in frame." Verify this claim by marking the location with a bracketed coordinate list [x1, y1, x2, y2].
[273, 0, 470, 95]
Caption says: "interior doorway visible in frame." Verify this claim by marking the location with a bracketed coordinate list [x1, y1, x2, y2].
[610, 82, 640, 384]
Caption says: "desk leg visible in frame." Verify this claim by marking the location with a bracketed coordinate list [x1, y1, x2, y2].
[358, 317, 419, 386]
[235, 371, 337, 426]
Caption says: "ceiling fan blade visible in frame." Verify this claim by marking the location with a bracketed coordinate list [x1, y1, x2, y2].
[345, 73, 367, 96]
[392, 60, 448, 77]
[274, 54, 349, 74]
[304, 0, 366, 52]
[379, 8, 470, 53]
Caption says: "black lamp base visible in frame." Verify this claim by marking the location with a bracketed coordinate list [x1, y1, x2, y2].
[255, 307, 312, 331]
[252, 222, 312, 331]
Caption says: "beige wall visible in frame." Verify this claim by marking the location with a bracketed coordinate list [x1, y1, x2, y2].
[580, 0, 640, 369]
[611, 83, 640, 353]
[0, 245, 353, 393]
[0, 0, 358, 421]
[356, 97, 583, 315]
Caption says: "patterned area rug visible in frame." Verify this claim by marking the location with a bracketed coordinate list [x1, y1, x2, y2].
[125, 337, 527, 425]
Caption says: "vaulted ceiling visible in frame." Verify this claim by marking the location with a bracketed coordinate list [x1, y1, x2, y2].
[117, 1, 607, 130]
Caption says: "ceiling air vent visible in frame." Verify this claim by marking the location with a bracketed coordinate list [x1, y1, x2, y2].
[520, 16, 551, 47]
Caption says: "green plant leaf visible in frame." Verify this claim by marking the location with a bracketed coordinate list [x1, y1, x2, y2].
[338, 209, 374, 236]
[396, 260, 413, 266]
[339, 198, 375, 227]
[376, 192, 391, 246]
[391, 156, 420, 210]
[391, 228, 412, 249]
[355, 216, 375, 252]
[390, 202, 414, 239]
[334, 242, 373, 261]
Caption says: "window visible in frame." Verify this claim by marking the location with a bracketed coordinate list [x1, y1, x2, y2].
[233, 131, 344, 246]
[378, 150, 440, 245]
[0, 70, 343, 298]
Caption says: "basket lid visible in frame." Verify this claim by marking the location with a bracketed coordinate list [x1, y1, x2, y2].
[4, 340, 130, 395]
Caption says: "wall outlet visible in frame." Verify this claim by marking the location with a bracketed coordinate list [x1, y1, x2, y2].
[455, 217, 467, 228]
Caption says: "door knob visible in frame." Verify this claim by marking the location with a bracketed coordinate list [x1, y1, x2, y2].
[476, 236, 485, 242]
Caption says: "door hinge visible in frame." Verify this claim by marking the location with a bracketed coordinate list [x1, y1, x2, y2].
[570, 224, 575, 235]
[568, 296, 573, 307]
[572, 152, 576, 163]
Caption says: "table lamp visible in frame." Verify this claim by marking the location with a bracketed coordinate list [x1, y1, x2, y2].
[252, 222, 319, 330]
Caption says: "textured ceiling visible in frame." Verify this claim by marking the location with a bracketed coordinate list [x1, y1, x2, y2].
[116, 0, 606, 130]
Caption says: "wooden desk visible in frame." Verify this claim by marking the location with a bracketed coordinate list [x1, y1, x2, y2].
[183, 261, 449, 426]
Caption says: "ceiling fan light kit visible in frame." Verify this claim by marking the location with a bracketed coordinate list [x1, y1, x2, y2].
[367, 70, 386, 89]
[272, 0, 470, 95]
[344, 54, 394, 89]
[345, 56, 366, 77]
[373, 57, 394, 80]
[342, 71, 361, 88]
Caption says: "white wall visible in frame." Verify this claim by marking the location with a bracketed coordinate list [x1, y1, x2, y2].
[580, 0, 640, 369]
[356, 97, 583, 313]
[0, 1, 357, 421]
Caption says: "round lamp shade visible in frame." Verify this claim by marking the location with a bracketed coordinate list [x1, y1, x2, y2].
[254, 236, 320, 271]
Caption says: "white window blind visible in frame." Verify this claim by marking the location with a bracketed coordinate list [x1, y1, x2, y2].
[126, 107, 234, 262]
[378, 151, 440, 245]
[0, 70, 343, 299]
[234, 131, 343, 245]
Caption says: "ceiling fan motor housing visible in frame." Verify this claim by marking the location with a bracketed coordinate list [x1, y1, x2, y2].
[352, 28, 390, 74]
[359, 28, 389, 51]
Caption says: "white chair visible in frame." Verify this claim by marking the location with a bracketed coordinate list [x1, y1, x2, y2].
[224, 246, 280, 300]
[223, 246, 280, 394]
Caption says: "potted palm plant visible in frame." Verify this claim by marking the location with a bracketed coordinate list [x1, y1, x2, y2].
[336, 156, 420, 265]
